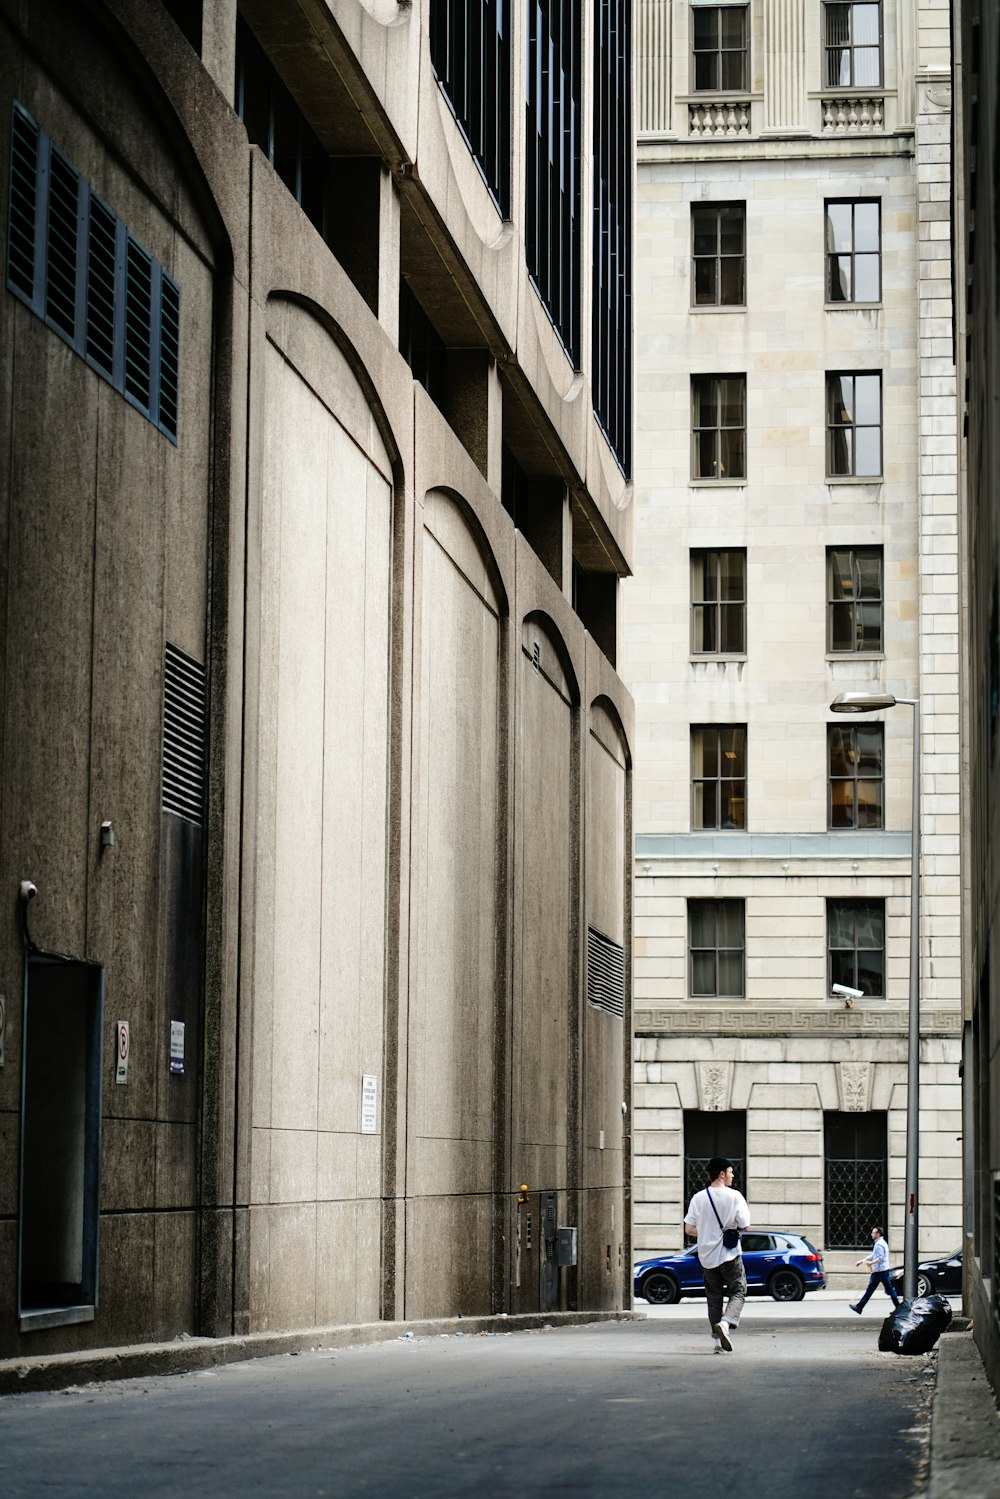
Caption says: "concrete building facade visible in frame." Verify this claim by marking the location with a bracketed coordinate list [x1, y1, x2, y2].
[624, 0, 962, 1293]
[0, 0, 634, 1357]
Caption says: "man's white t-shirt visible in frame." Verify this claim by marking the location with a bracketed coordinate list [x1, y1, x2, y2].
[684, 1184, 751, 1269]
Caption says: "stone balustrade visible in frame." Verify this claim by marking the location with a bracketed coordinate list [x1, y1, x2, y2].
[688, 100, 752, 137]
[821, 95, 885, 132]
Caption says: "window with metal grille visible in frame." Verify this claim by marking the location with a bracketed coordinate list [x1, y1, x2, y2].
[587, 927, 624, 1018]
[163, 643, 207, 825]
[429, 0, 511, 216]
[827, 546, 883, 653]
[824, 1111, 887, 1249]
[688, 899, 744, 998]
[592, 0, 632, 476]
[5, 102, 180, 441]
[828, 723, 883, 829]
[828, 899, 885, 998]
[526, 0, 581, 366]
[684, 1111, 747, 1218]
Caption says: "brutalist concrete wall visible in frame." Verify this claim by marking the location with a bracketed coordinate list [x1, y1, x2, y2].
[0, 0, 634, 1355]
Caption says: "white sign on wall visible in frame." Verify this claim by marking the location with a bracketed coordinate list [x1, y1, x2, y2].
[116, 1021, 130, 1084]
[170, 1019, 185, 1075]
[361, 1074, 378, 1134]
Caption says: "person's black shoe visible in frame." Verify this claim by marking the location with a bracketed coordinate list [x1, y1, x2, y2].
[849, 1303, 862, 1314]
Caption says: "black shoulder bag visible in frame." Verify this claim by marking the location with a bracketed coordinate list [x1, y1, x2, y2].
[706, 1187, 741, 1250]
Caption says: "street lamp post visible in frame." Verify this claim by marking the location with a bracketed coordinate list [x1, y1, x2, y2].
[830, 691, 920, 1301]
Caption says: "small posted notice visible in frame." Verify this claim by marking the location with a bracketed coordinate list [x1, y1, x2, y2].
[361, 1073, 378, 1134]
[170, 1019, 185, 1075]
[116, 1020, 130, 1084]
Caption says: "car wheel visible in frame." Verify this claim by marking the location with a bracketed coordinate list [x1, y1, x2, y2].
[640, 1270, 680, 1305]
[768, 1269, 805, 1302]
[916, 1273, 933, 1298]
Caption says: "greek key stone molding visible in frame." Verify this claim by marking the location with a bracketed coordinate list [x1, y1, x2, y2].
[839, 1061, 872, 1112]
[821, 96, 884, 132]
[689, 101, 752, 137]
[698, 1061, 732, 1111]
[634, 1008, 962, 1037]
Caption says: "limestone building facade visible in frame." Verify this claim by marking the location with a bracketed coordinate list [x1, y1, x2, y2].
[623, 0, 962, 1292]
[0, 0, 634, 1357]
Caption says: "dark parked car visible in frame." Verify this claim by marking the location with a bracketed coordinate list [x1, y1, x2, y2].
[890, 1247, 962, 1298]
[634, 1232, 826, 1305]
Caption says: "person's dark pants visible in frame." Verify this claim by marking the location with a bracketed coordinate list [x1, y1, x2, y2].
[702, 1255, 747, 1334]
[856, 1270, 901, 1310]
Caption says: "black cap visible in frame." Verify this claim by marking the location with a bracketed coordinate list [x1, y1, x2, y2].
[707, 1156, 733, 1179]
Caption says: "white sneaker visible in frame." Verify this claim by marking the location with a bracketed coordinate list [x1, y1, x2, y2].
[713, 1321, 733, 1353]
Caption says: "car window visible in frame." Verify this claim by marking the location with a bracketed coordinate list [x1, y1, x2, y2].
[801, 1239, 821, 1255]
[740, 1233, 772, 1253]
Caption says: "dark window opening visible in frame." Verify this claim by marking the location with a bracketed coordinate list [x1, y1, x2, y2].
[526, 0, 581, 365]
[399, 281, 448, 411]
[692, 374, 746, 480]
[827, 546, 883, 653]
[429, 0, 511, 216]
[692, 201, 745, 307]
[692, 724, 746, 829]
[824, 1111, 887, 1249]
[592, 0, 632, 475]
[689, 898, 745, 998]
[501, 446, 566, 587]
[693, 5, 749, 92]
[163, 0, 202, 52]
[828, 723, 883, 829]
[572, 560, 617, 666]
[691, 548, 746, 654]
[684, 1111, 748, 1226]
[827, 898, 885, 997]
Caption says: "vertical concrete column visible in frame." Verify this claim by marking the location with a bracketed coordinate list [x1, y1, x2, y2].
[378, 167, 401, 346]
[763, 0, 807, 134]
[636, 0, 673, 136]
[201, 0, 238, 104]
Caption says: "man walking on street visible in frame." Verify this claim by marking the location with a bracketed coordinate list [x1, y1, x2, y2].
[850, 1226, 902, 1314]
[684, 1156, 751, 1353]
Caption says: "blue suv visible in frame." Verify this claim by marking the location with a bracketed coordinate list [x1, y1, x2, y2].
[634, 1232, 827, 1304]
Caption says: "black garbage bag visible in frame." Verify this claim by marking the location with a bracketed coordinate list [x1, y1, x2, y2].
[878, 1294, 953, 1354]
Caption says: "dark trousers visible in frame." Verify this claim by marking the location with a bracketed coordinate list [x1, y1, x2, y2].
[702, 1255, 747, 1332]
[857, 1270, 901, 1309]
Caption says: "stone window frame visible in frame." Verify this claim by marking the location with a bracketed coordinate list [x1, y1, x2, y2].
[690, 2, 750, 94]
[823, 1, 883, 91]
[827, 722, 884, 830]
[826, 546, 883, 654]
[827, 899, 886, 998]
[691, 723, 747, 830]
[825, 198, 882, 304]
[688, 897, 746, 998]
[691, 200, 746, 308]
[826, 370, 883, 479]
[691, 548, 747, 655]
[691, 373, 747, 481]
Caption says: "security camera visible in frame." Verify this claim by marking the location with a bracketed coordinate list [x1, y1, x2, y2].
[19, 880, 37, 903]
[832, 982, 864, 1001]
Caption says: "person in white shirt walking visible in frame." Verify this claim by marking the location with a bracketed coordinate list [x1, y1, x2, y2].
[850, 1226, 902, 1314]
[683, 1155, 751, 1353]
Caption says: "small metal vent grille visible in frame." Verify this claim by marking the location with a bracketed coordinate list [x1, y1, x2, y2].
[158, 274, 180, 438]
[587, 926, 625, 1018]
[45, 149, 80, 338]
[163, 642, 206, 824]
[124, 237, 152, 409]
[85, 197, 117, 375]
[7, 107, 38, 298]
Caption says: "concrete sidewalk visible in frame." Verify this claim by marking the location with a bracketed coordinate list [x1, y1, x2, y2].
[929, 1331, 1000, 1499]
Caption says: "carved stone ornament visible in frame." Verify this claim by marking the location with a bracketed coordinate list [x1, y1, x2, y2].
[839, 1061, 872, 1112]
[925, 85, 952, 112]
[698, 1061, 731, 1112]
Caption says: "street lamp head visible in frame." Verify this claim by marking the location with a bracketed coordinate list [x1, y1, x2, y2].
[829, 692, 898, 714]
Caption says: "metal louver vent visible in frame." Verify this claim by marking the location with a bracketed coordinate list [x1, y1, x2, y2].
[124, 236, 152, 409]
[587, 926, 625, 1018]
[7, 106, 38, 298]
[45, 149, 80, 338]
[158, 273, 180, 438]
[163, 642, 206, 824]
[85, 196, 117, 375]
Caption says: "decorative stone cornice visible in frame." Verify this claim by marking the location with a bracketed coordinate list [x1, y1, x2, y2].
[634, 1007, 962, 1037]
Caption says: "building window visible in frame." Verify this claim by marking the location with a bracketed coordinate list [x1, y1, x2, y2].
[827, 547, 883, 653]
[429, 0, 511, 216]
[824, 3, 882, 88]
[826, 200, 881, 303]
[6, 102, 180, 441]
[692, 725, 746, 829]
[824, 1112, 887, 1249]
[526, 0, 582, 366]
[692, 202, 745, 307]
[826, 372, 882, 478]
[684, 1111, 747, 1217]
[689, 899, 745, 998]
[692, 4, 749, 92]
[592, 0, 633, 475]
[827, 899, 885, 996]
[828, 723, 883, 828]
[236, 18, 330, 241]
[692, 549, 746, 654]
[692, 375, 746, 480]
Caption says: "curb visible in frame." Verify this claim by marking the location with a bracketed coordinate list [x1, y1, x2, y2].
[929, 1331, 1000, 1499]
[0, 1310, 642, 1396]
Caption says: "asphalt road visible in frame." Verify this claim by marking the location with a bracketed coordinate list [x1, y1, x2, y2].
[0, 1316, 935, 1499]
